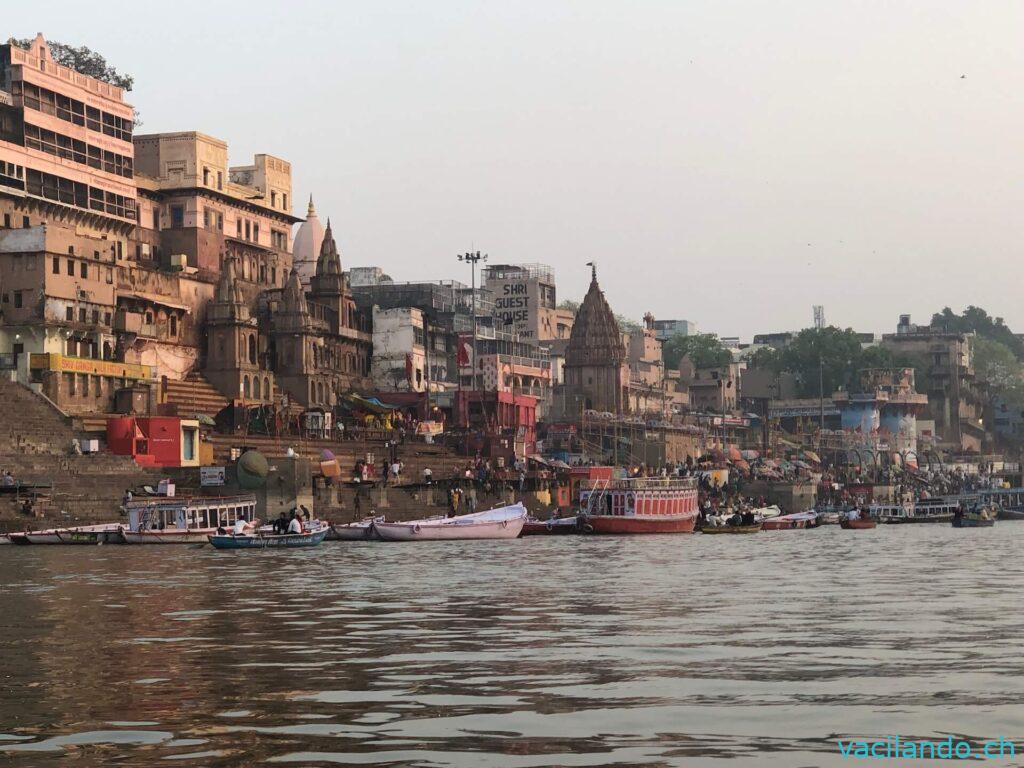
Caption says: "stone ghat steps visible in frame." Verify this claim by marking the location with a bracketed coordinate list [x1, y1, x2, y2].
[162, 373, 229, 416]
[204, 434, 469, 476]
[0, 453, 152, 480]
[0, 378, 78, 454]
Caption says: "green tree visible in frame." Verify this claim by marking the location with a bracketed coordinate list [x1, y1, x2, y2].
[557, 299, 580, 313]
[664, 333, 733, 370]
[14, 38, 134, 90]
[778, 327, 864, 397]
[741, 345, 782, 371]
[974, 337, 1022, 390]
[931, 306, 1024, 360]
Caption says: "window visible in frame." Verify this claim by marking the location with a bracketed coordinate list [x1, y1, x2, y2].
[80, 262, 88, 279]
[22, 216, 29, 227]
[78, 308, 86, 323]
[65, 306, 73, 321]
[270, 191, 277, 207]
[248, 335, 257, 365]
[66, 259, 74, 276]
[253, 377, 261, 399]
[2, 214, 9, 228]
[13, 291, 22, 309]
[216, 171, 222, 190]
[244, 220, 251, 240]
[169, 316, 177, 336]
[236, 219, 242, 238]
[203, 167, 210, 186]
[52, 256, 59, 274]
[282, 194, 287, 210]
[92, 309, 99, 324]
[170, 205, 184, 228]
[253, 223, 259, 242]
[243, 376, 250, 399]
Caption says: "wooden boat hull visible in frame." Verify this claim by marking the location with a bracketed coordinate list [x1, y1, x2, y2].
[839, 519, 877, 529]
[24, 532, 62, 545]
[997, 508, 1024, 521]
[120, 529, 219, 544]
[761, 518, 807, 530]
[331, 523, 381, 541]
[884, 515, 953, 524]
[952, 518, 995, 528]
[582, 512, 698, 534]
[701, 523, 761, 534]
[7, 533, 30, 545]
[521, 518, 579, 536]
[56, 526, 124, 545]
[375, 517, 525, 541]
[208, 529, 328, 549]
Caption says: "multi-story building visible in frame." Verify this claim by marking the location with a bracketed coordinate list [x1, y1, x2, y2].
[482, 262, 558, 343]
[0, 35, 138, 389]
[0, 34, 373, 415]
[882, 314, 988, 452]
[651, 318, 697, 341]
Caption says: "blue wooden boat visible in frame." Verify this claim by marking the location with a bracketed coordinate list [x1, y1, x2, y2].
[208, 528, 328, 549]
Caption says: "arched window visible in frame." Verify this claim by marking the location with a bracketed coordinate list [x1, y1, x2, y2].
[169, 315, 178, 337]
[264, 377, 270, 400]
[239, 336, 246, 360]
[248, 335, 257, 365]
[253, 377, 261, 399]
[310, 381, 316, 403]
[102, 341, 112, 360]
[243, 375, 250, 399]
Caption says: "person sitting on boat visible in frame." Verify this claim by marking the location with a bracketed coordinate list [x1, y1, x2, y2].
[727, 509, 743, 526]
[288, 513, 303, 534]
[741, 509, 756, 526]
[847, 508, 860, 521]
[2, 470, 15, 487]
[232, 517, 251, 536]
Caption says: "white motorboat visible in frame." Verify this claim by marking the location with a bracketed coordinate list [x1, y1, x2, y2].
[373, 503, 527, 542]
[120, 495, 257, 543]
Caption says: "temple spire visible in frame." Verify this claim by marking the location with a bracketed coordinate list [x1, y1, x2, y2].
[307, 195, 316, 217]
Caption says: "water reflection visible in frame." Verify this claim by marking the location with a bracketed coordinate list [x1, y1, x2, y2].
[1, 526, 1023, 766]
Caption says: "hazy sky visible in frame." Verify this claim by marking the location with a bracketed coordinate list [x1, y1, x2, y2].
[19, 1, 1024, 339]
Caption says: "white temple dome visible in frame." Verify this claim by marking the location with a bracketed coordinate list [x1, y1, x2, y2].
[292, 195, 325, 286]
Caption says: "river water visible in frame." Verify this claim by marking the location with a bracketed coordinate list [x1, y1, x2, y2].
[2, 525, 1023, 767]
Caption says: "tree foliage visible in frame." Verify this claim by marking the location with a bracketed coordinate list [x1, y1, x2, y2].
[931, 306, 1024, 360]
[664, 333, 733, 370]
[14, 38, 134, 90]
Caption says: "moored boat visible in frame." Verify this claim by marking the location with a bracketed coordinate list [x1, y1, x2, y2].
[24, 529, 63, 545]
[55, 524, 124, 545]
[7, 532, 30, 545]
[839, 517, 877, 530]
[209, 525, 329, 549]
[120, 495, 258, 543]
[331, 516, 384, 541]
[952, 504, 997, 528]
[578, 477, 699, 534]
[373, 503, 527, 541]
[0, 534, 11, 545]
[701, 523, 762, 534]
[521, 516, 579, 535]
[761, 511, 818, 530]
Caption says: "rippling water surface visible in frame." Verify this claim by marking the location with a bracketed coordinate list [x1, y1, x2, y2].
[2, 525, 1024, 767]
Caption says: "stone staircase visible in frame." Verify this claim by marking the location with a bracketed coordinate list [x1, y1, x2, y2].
[162, 371, 229, 417]
[0, 378, 164, 531]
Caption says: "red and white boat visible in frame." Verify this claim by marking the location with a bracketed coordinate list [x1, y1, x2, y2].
[578, 477, 700, 534]
[120, 494, 258, 544]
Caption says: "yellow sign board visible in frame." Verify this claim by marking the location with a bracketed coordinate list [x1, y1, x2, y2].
[29, 353, 152, 381]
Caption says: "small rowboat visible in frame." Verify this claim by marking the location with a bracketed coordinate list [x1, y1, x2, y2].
[208, 527, 329, 549]
[521, 516, 579, 536]
[701, 523, 762, 534]
[331, 517, 384, 541]
[374, 503, 527, 542]
[24, 529, 63, 545]
[839, 518, 876, 530]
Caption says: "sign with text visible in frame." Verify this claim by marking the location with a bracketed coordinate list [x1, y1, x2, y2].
[200, 466, 225, 486]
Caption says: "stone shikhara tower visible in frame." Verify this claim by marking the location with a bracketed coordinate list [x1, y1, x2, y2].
[562, 264, 629, 414]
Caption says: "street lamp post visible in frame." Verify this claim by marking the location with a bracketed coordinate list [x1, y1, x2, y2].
[457, 251, 487, 442]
